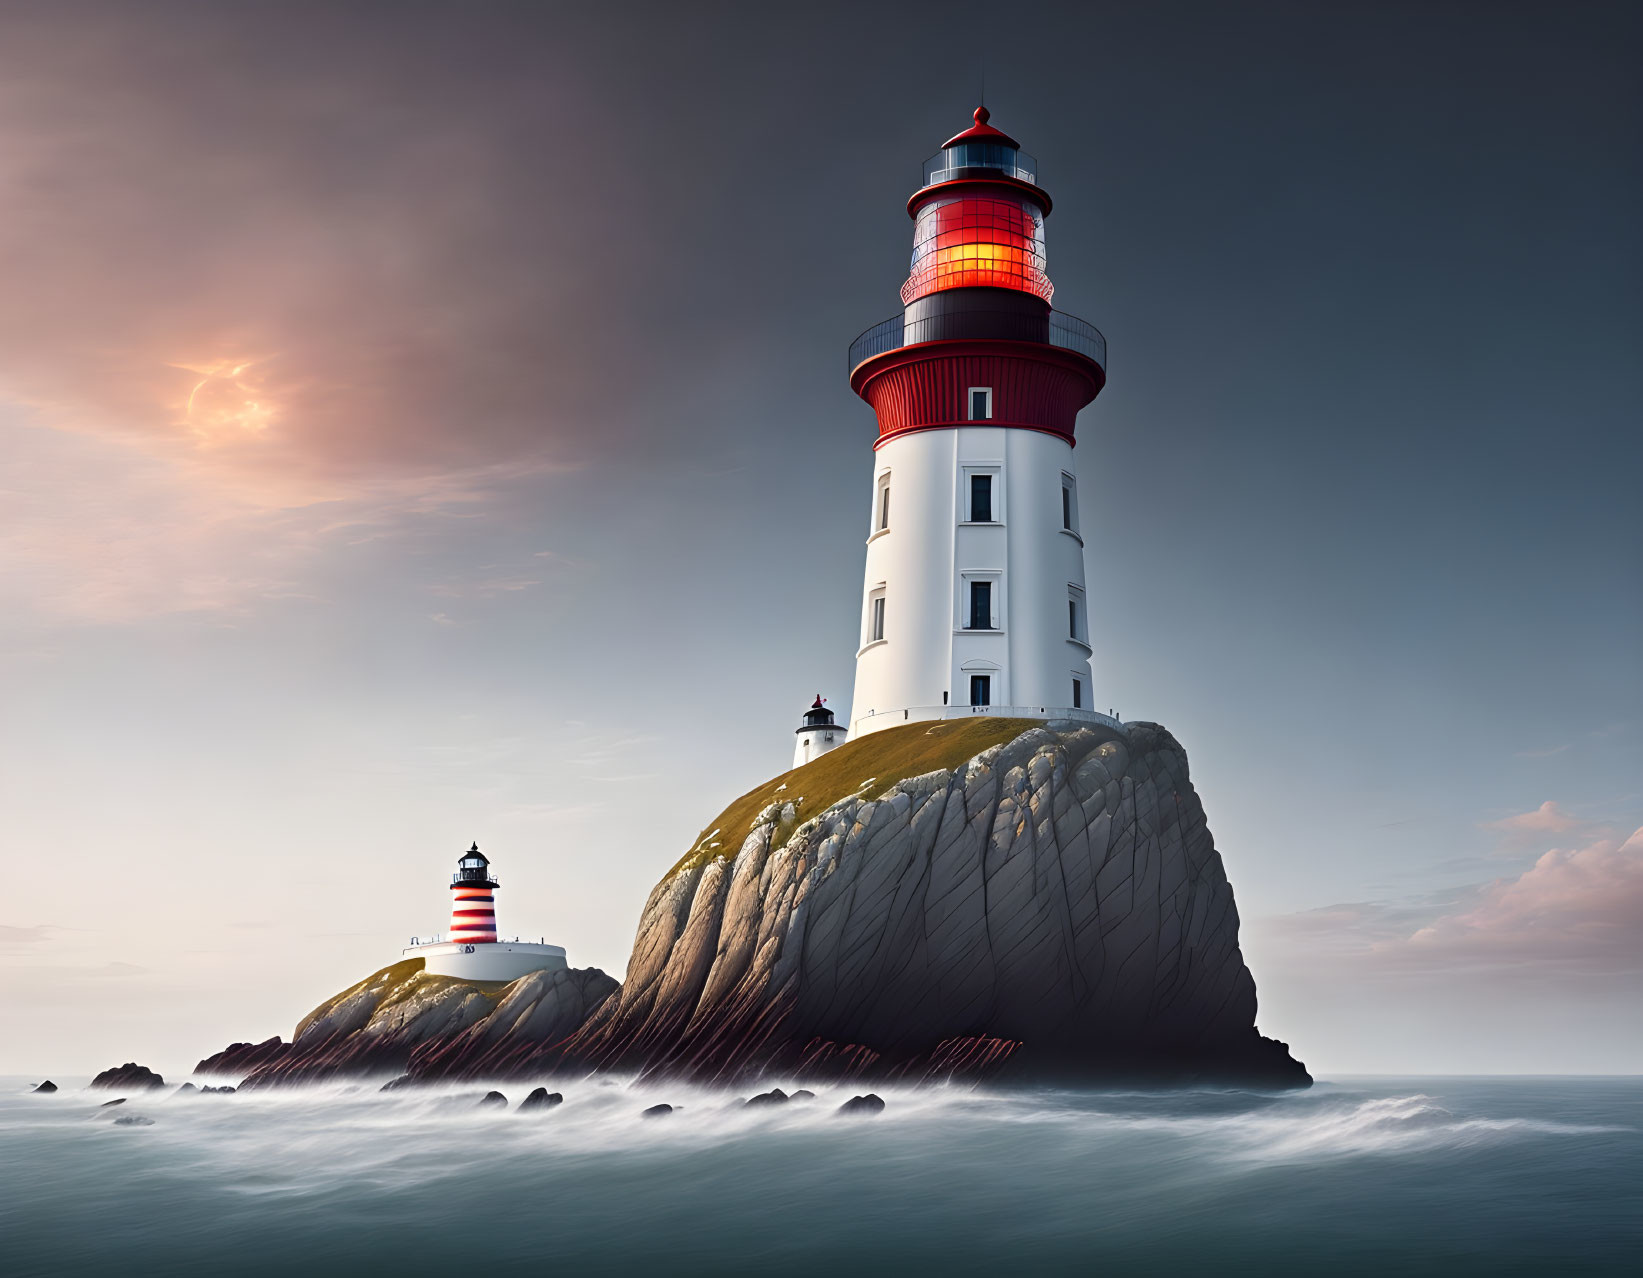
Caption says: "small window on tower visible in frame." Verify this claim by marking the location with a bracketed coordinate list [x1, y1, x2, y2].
[1061, 473, 1078, 532]
[1068, 587, 1087, 644]
[969, 674, 991, 706]
[871, 594, 886, 643]
[968, 580, 993, 630]
[873, 471, 892, 535]
[1073, 678, 1083, 709]
[970, 473, 993, 523]
[968, 387, 993, 421]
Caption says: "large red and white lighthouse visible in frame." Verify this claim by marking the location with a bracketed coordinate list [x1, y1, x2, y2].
[845, 108, 1111, 738]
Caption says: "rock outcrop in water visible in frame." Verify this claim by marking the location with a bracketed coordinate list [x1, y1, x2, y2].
[90, 1063, 165, 1090]
[549, 719, 1305, 1087]
[217, 961, 620, 1088]
[200, 720, 1304, 1089]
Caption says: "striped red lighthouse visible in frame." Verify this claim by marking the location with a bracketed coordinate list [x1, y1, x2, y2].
[448, 843, 499, 944]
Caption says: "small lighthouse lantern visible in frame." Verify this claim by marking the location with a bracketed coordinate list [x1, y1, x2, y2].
[455, 843, 493, 884]
[793, 694, 845, 769]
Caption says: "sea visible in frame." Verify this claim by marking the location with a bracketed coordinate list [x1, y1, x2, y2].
[3, 1075, 1638, 1276]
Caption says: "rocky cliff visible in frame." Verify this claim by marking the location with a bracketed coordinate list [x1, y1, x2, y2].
[206, 718, 1304, 1088]
[551, 718, 1305, 1086]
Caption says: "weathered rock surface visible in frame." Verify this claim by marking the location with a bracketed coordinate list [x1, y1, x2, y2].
[838, 1093, 886, 1116]
[549, 721, 1306, 1087]
[518, 1087, 562, 1111]
[31, 1081, 57, 1094]
[90, 1063, 164, 1090]
[221, 959, 619, 1088]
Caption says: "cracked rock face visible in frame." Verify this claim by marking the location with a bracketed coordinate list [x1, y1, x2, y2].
[555, 721, 1307, 1087]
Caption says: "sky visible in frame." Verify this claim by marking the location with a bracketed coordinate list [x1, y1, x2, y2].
[0, 0, 1638, 1078]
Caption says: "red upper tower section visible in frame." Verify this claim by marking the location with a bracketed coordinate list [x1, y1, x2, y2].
[849, 108, 1105, 448]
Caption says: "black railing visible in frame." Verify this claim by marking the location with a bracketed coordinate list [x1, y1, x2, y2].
[1048, 312, 1106, 365]
[848, 308, 1106, 374]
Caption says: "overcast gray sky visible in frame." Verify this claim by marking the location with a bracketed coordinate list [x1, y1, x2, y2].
[1, 1, 1638, 1076]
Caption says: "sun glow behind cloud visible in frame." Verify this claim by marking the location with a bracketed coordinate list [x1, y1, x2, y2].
[175, 357, 277, 443]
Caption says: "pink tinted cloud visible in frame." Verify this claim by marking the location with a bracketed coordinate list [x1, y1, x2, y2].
[0, 17, 632, 511]
[0, 18, 650, 623]
[1483, 800, 1583, 836]
[1399, 828, 1643, 972]
[1255, 822, 1643, 982]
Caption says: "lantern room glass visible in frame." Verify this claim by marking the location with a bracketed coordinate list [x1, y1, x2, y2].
[901, 194, 1053, 305]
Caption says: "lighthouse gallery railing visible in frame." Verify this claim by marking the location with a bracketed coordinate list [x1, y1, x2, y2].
[848, 308, 1106, 375]
[853, 705, 1127, 734]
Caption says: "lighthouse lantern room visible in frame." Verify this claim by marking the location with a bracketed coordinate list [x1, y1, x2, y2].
[844, 108, 1118, 740]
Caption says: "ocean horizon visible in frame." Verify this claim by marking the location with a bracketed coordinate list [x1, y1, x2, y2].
[4, 1073, 1638, 1276]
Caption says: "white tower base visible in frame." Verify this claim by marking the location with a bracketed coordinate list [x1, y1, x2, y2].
[402, 939, 567, 982]
[849, 426, 1097, 737]
[794, 723, 847, 768]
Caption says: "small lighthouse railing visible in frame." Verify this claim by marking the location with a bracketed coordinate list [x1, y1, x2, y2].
[848, 308, 1106, 374]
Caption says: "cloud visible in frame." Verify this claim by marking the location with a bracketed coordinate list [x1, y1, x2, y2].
[0, 924, 57, 948]
[0, 414, 568, 624]
[0, 14, 666, 625]
[1398, 828, 1643, 974]
[1483, 800, 1583, 837]
[0, 24, 615, 508]
[1257, 891, 1473, 954]
[1256, 827, 1643, 983]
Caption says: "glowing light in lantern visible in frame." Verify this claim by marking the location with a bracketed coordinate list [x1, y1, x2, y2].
[902, 194, 1052, 305]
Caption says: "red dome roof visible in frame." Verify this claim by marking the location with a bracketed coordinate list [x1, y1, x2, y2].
[942, 106, 1020, 150]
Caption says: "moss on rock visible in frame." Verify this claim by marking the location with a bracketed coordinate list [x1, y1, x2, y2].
[671, 716, 1040, 877]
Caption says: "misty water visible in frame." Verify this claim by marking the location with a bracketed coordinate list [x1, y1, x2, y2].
[4, 1075, 1638, 1276]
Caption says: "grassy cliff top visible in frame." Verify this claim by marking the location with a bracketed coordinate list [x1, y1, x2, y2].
[669, 716, 1039, 878]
